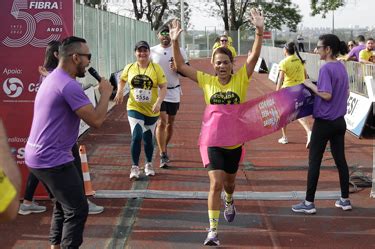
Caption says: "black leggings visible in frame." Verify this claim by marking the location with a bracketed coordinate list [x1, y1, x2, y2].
[305, 117, 349, 202]
[24, 144, 84, 201]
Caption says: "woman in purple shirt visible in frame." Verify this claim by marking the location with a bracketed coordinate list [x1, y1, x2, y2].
[292, 34, 351, 214]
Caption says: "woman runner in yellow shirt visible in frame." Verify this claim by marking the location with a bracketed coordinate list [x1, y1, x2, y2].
[169, 8, 264, 246]
[115, 41, 167, 179]
[276, 41, 312, 147]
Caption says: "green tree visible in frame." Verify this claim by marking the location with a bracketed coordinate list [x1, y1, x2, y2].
[167, 1, 192, 29]
[131, 0, 168, 30]
[210, 0, 302, 32]
[130, 0, 191, 31]
[310, 0, 345, 18]
[77, 0, 107, 10]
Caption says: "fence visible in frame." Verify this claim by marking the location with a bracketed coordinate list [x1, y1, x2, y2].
[74, 3, 156, 89]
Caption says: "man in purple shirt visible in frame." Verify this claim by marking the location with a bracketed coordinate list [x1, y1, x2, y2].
[345, 35, 366, 61]
[25, 36, 113, 249]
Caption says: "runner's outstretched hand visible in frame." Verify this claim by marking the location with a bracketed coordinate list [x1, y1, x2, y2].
[169, 19, 183, 42]
[249, 8, 264, 29]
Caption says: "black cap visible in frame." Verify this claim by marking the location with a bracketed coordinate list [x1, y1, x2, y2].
[158, 24, 169, 34]
[134, 40, 150, 51]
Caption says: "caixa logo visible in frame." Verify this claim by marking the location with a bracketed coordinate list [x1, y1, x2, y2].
[3, 77, 24, 98]
[3, 77, 40, 97]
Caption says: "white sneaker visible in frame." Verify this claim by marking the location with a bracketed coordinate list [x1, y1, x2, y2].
[88, 199, 104, 215]
[144, 162, 155, 176]
[129, 165, 140, 179]
[278, 137, 288, 144]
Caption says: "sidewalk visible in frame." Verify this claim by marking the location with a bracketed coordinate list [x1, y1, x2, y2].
[0, 57, 373, 249]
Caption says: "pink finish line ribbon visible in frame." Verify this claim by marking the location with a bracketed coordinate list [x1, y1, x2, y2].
[199, 84, 314, 147]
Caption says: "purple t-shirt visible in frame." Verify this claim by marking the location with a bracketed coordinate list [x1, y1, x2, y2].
[347, 44, 365, 61]
[313, 61, 349, 120]
[25, 68, 91, 169]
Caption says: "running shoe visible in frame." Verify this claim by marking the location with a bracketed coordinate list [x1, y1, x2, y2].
[18, 201, 47, 215]
[292, 201, 316, 214]
[203, 229, 220, 246]
[129, 165, 140, 179]
[88, 199, 104, 215]
[224, 200, 236, 222]
[278, 137, 288, 144]
[160, 154, 169, 168]
[145, 162, 155, 176]
[335, 199, 352, 211]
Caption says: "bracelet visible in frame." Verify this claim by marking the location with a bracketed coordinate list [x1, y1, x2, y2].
[256, 33, 263, 36]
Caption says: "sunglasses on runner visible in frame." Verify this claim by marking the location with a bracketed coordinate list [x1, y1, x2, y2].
[160, 31, 169, 36]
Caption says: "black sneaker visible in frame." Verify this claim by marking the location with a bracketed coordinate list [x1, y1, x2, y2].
[164, 153, 170, 163]
[160, 154, 169, 168]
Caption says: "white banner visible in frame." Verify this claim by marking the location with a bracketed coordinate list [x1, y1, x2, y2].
[268, 63, 279, 83]
[364, 76, 375, 101]
[344, 91, 372, 137]
[79, 86, 96, 136]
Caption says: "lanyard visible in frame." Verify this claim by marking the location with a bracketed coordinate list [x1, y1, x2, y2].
[137, 62, 150, 76]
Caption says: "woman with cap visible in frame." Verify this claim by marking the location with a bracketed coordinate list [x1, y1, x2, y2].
[169, 8, 264, 246]
[276, 41, 311, 147]
[114, 41, 167, 180]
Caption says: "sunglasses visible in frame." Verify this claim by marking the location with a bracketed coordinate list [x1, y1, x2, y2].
[220, 39, 228, 42]
[70, 53, 92, 60]
[160, 31, 169, 36]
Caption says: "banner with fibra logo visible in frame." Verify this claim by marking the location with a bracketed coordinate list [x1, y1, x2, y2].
[0, 0, 73, 198]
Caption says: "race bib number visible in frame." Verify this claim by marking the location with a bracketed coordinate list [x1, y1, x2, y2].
[134, 88, 152, 103]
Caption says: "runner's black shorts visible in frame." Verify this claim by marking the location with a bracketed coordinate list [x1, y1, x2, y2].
[160, 101, 180, 116]
[207, 146, 242, 174]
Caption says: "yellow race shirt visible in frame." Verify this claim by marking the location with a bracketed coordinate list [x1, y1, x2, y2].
[359, 49, 373, 62]
[278, 54, 305, 88]
[121, 62, 166, 117]
[0, 169, 17, 213]
[197, 64, 250, 105]
[197, 64, 250, 149]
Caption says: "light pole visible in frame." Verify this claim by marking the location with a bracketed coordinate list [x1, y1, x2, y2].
[205, 26, 216, 57]
[180, 0, 185, 49]
[331, 10, 335, 34]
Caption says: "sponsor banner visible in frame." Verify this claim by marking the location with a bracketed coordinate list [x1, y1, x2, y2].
[364, 76, 375, 101]
[79, 86, 97, 136]
[0, 0, 74, 198]
[268, 63, 279, 83]
[344, 91, 372, 137]
[199, 84, 314, 147]
[254, 57, 268, 73]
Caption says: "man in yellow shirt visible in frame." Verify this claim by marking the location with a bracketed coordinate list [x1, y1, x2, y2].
[359, 38, 374, 64]
[0, 120, 21, 222]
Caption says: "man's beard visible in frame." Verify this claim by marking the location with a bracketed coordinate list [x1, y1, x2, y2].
[162, 39, 170, 46]
[77, 63, 86, 78]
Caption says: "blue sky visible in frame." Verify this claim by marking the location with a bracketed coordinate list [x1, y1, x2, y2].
[189, 0, 373, 30]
